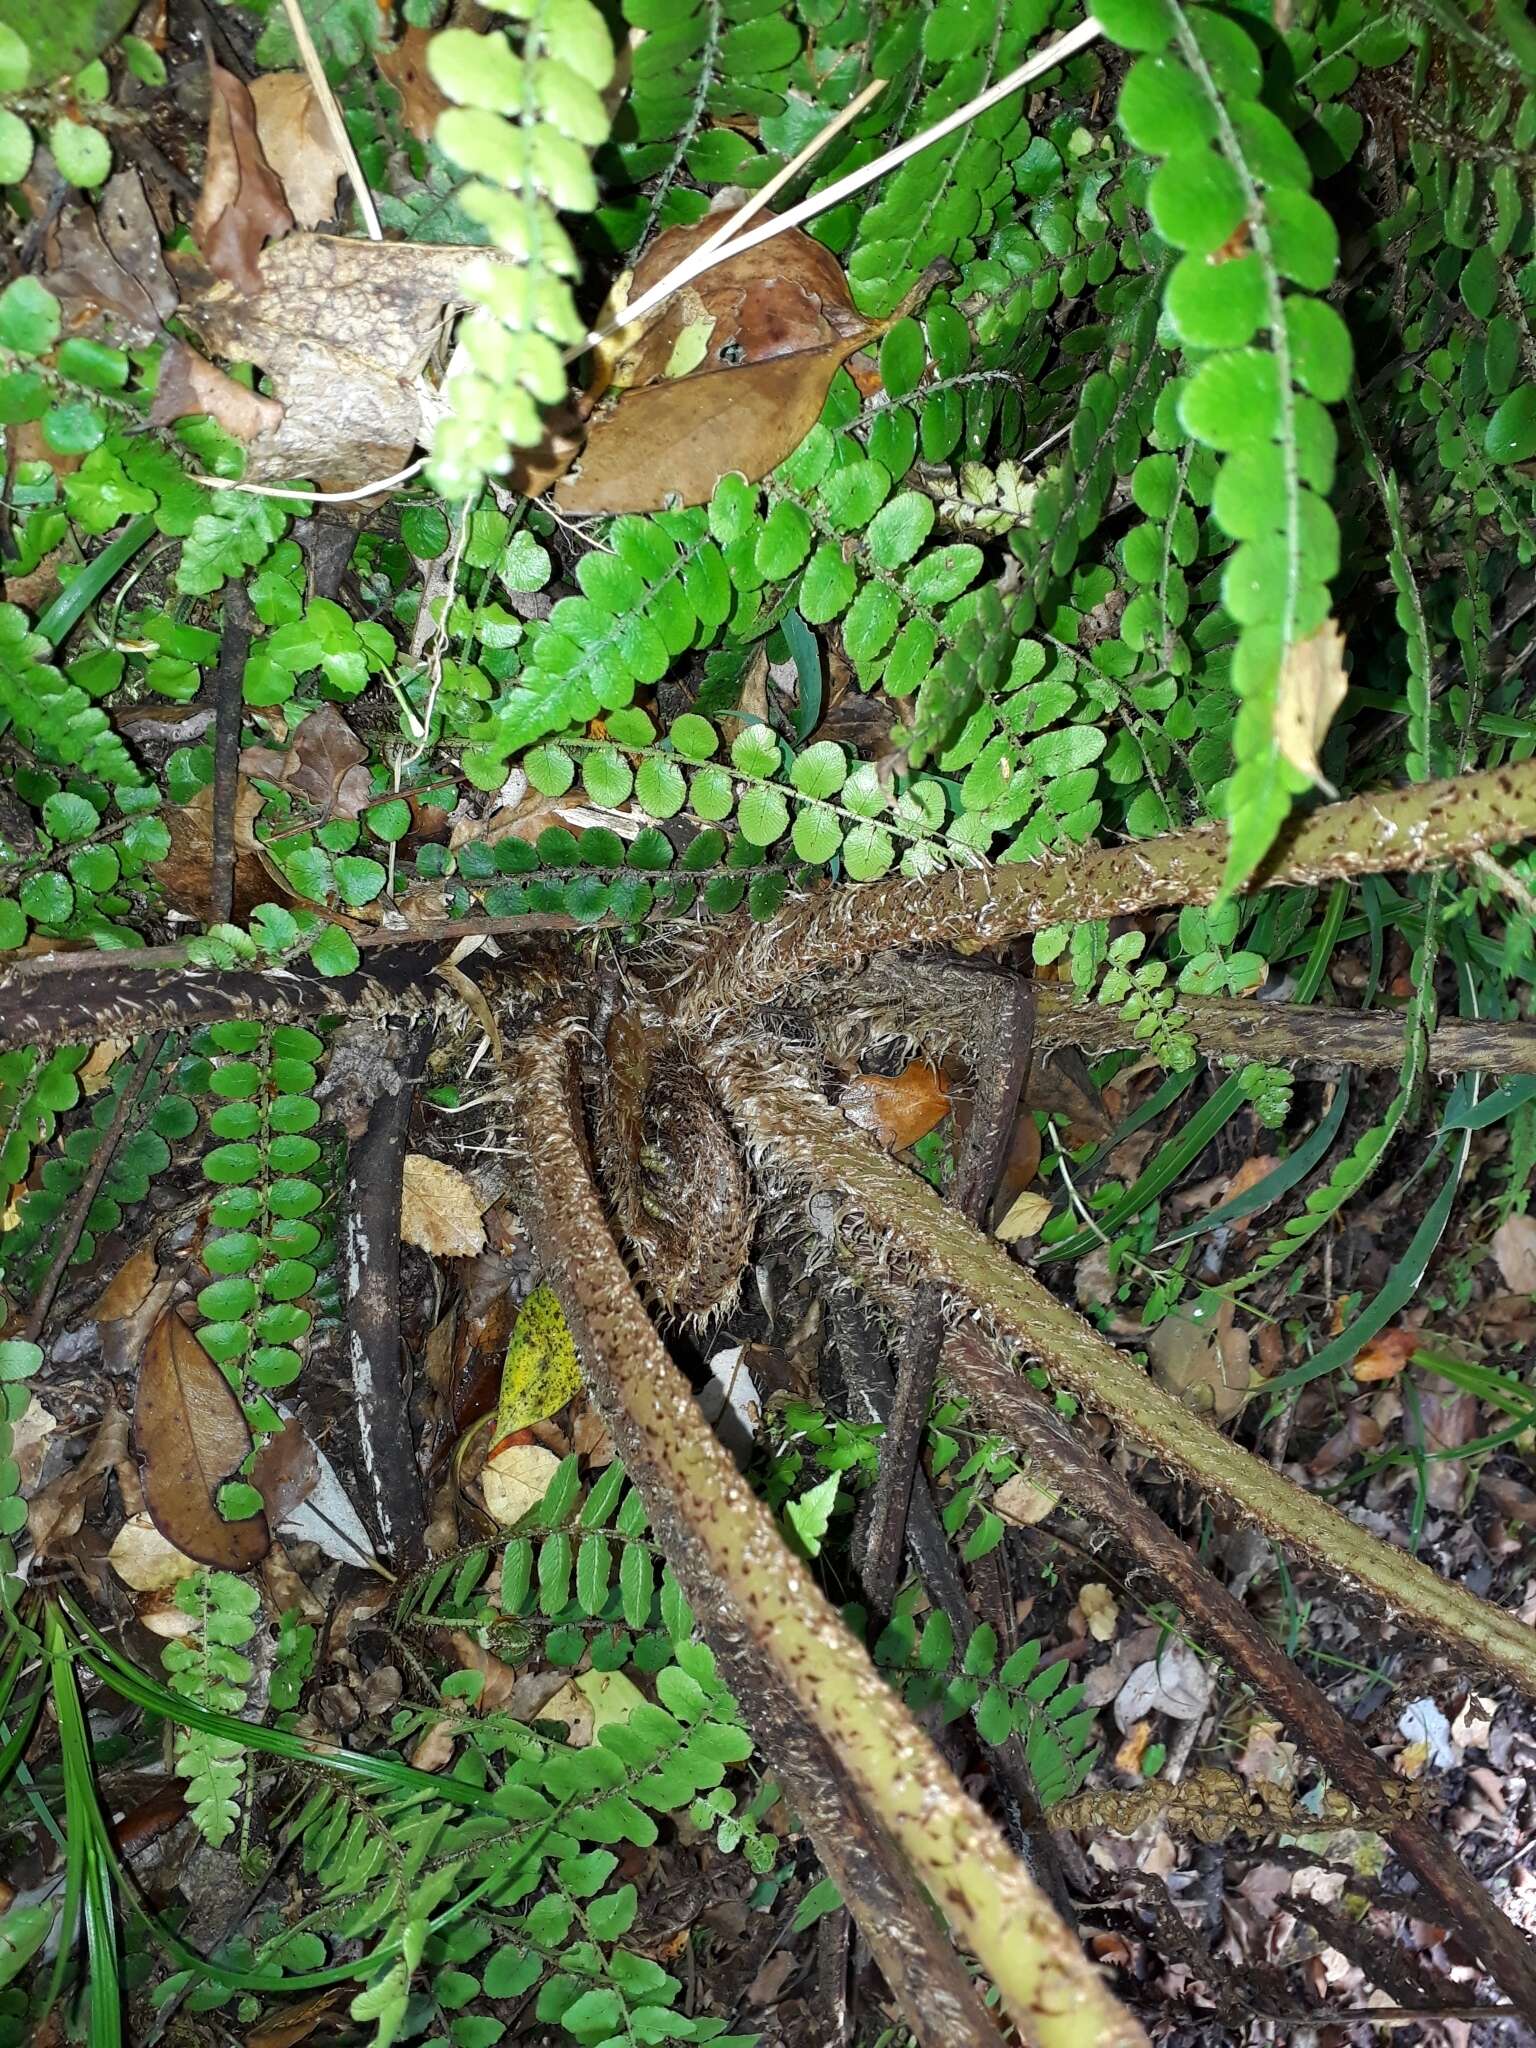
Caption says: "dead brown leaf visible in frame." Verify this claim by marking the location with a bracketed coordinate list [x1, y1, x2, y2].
[1274, 619, 1348, 788]
[247, 1991, 345, 2048]
[157, 778, 273, 923]
[1404, 1372, 1478, 1512]
[148, 338, 285, 443]
[376, 27, 448, 145]
[400, 1155, 487, 1259]
[133, 1310, 270, 1568]
[193, 60, 294, 296]
[1351, 1327, 1420, 1383]
[555, 206, 882, 514]
[44, 171, 176, 344]
[251, 73, 347, 231]
[241, 704, 373, 819]
[838, 1060, 950, 1152]
[249, 1418, 321, 1525]
[182, 235, 508, 491]
[1146, 1305, 1254, 1423]
[1113, 1718, 1152, 1775]
[28, 1399, 139, 1556]
[78, 1038, 129, 1095]
[1491, 1213, 1536, 1295]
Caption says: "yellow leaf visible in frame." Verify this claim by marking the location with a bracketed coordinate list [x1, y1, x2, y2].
[494, 1284, 583, 1446]
[994, 1190, 1054, 1243]
[1274, 620, 1348, 790]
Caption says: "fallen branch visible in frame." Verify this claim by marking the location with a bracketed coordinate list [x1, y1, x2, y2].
[941, 1326, 1536, 2017]
[673, 758, 1536, 1029]
[705, 1047, 1536, 1700]
[341, 1019, 432, 1568]
[506, 1021, 1145, 2048]
[208, 586, 253, 929]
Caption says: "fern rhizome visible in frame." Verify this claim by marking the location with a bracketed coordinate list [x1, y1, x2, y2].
[2, 0, 1536, 2042]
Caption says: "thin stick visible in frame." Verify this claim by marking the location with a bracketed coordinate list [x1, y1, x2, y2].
[208, 584, 252, 927]
[22, 1034, 167, 1342]
[580, 14, 1103, 355]
[192, 459, 427, 503]
[578, 75, 890, 364]
[279, 0, 383, 241]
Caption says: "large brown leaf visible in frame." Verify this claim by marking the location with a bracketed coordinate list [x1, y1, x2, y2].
[193, 61, 295, 298]
[250, 73, 348, 231]
[133, 1310, 270, 1569]
[555, 207, 882, 514]
[180, 235, 504, 490]
[148, 338, 285, 443]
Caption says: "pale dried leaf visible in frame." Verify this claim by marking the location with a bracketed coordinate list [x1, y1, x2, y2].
[401, 1154, 487, 1259]
[79, 1038, 129, 1094]
[993, 1470, 1058, 1527]
[148, 339, 285, 442]
[108, 1511, 199, 1592]
[1274, 619, 1348, 786]
[1078, 1581, 1118, 1643]
[480, 1441, 559, 1527]
[193, 61, 294, 296]
[133, 1310, 270, 1568]
[1397, 1697, 1457, 1769]
[537, 1679, 595, 1746]
[251, 73, 347, 231]
[1114, 1642, 1213, 1729]
[1492, 1213, 1536, 1295]
[995, 1189, 1053, 1243]
[409, 1721, 458, 1772]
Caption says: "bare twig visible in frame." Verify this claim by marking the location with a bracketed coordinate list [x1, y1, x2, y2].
[340, 1018, 432, 1566]
[208, 584, 253, 927]
[21, 1033, 167, 1342]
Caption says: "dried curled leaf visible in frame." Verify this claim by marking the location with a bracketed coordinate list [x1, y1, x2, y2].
[555, 206, 882, 515]
[44, 170, 176, 344]
[133, 1311, 270, 1569]
[193, 61, 294, 297]
[839, 1060, 950, 1152]
[1274, 619, 1348, 789]
[148, 339, 285, 442]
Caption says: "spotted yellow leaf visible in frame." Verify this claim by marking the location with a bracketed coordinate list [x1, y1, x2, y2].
[493, 1284, 582, 1448]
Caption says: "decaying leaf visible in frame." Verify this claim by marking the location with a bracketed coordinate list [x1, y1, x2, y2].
[108, 1511, 200, 1592]
[1492, 1213, 1536, 1295]
[993, 1470, 1059, 1527]
[480, 1440, 560, 1527]
[44, 171, 177, 344]
[401, 1154, 487, 1259]
[251, 73, 348, 231]
[148, 338, 285, 442]
[182, 235, 510, 490]
[250, 1418, 321, 1525]
[241, 704, 374, 819]
[375, 27, 448, 145]
[1077, 1582, 1119, 1643]
[839, 1060, 950, 1152]
[493, 1284, 582, 1450]
[555, 206, 885, 515]
[133, 1310, 270, 1568]
[1114, 1641, 1213, 1730]
[157, 778, 273, 923]
[1146, 1304, 1254, 1423]
[1274, 619, 1349, 788]
[1351, 1326, 1419, 1383]
[193, 61, 295, 297]
[28, 1399, 140, 1556]
[994, 1189, 1053, 1243]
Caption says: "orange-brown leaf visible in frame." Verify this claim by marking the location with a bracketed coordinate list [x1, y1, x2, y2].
[133, 1310, 270, 1568]
[839, 1060, 950, 1152]
[375, 27, 449, 145]
[1351, 1327, 1420, 1383]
